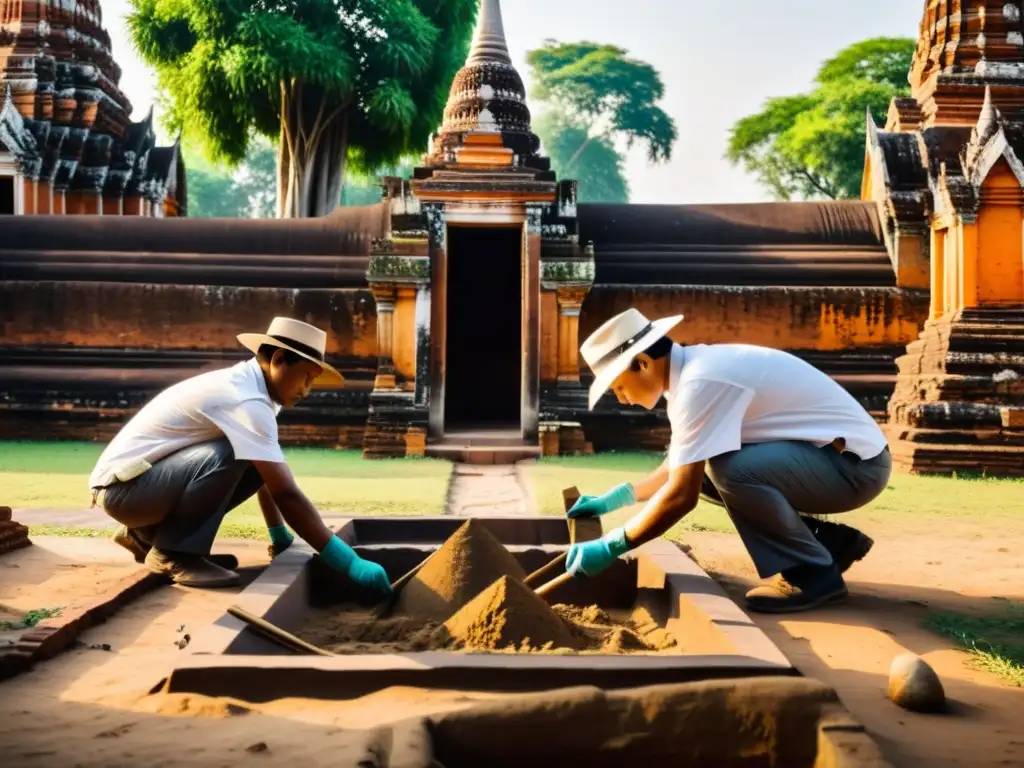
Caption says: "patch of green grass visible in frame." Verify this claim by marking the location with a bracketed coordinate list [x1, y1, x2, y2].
[0, 441, 453, 515]
[925, 606, 1024, 687]
[0, 606, 63, 631]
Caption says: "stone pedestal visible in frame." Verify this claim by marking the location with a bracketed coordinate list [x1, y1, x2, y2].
[0, 507, 31, 555]
[887, 308, 1024, 476]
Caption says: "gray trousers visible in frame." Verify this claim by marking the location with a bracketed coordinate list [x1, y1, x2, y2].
[702, 441, 892, 578]
[101, 439, 264, 555]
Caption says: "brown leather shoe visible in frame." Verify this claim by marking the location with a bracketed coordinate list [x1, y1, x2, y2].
[745, 564, 848, 614]
[114, 525, 239, 570]
[144, 547, 241, 588]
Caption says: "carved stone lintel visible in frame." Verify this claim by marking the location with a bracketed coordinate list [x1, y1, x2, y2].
[541, 258, 595, 290]
[367, 251, 431, 284]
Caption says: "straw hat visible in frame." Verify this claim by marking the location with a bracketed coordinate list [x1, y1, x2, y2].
[580, 308, 683, 409]
[237, 317, 344, 386]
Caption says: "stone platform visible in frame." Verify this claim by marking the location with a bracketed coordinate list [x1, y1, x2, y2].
[888, 308, 1024, 476]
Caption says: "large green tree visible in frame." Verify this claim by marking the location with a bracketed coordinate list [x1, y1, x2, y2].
[726, 37, 915, 201]
[128, 0, 477, 218]
[185, 140, 413, 217]
[526, 40, 677, 203]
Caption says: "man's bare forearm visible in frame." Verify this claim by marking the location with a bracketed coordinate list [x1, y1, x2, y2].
[631, 457, 670, 502]
[257, 486, 286, 528]
[272, 490, 333, 551]
[623, 462, 705, 548]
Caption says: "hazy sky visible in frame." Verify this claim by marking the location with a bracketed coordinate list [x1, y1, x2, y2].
[100, 0, 924, 204]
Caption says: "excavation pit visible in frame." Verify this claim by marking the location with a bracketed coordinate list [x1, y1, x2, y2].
[168, 516, 796, 701]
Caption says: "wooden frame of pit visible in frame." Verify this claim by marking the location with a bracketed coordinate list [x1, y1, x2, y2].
[166, 516, 795, 702]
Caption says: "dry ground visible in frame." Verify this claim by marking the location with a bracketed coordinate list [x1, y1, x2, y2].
[1, 448, 1022, 767]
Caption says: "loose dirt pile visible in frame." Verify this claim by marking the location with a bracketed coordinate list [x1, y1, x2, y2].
[394, 519, 526, 621]
[443, 575, 584, 651]
[298, 519, 678, 655]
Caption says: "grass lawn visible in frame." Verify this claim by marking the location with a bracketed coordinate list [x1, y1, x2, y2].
[925, 604, 1024, 687]
[526, 451, 1024, 536]
[0, 441, 453, 535]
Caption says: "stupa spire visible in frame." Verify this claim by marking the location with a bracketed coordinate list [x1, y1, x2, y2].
[466, 0, 512, 66]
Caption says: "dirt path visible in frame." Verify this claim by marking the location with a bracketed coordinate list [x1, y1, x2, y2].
[685, 520, 1024, 768]
[444, 464, 533, 516]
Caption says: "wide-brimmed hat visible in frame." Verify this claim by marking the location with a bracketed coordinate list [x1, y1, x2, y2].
[237, 317, 344, 386]
[581, 308, 683, 409]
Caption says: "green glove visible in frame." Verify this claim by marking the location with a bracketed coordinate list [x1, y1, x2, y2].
[567, 483, 637, 518]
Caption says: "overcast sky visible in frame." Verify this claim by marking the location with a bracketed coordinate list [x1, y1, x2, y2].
[100, 0, 924, 204]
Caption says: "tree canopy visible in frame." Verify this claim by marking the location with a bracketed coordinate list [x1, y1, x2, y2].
[128, 0, 478, 217]
[526, 40, 677, 203]
[726, 37, 915, 201]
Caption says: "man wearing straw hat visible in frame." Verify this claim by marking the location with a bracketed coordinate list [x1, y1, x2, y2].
[563, 308, 892, 614]
[88, 317, 392, 593]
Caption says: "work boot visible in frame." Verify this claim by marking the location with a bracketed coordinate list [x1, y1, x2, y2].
[144, 547, 241, 588]
[745, 563, 848, 614]
[113, 525, 239, 570]
[799, 516, 874, 573]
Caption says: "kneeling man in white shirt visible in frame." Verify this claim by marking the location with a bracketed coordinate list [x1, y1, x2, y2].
[88, 317, 392, 594]
[563, 308, 891, 614]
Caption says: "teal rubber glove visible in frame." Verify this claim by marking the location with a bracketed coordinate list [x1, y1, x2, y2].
[567, 483, 636, 519]
[566, 527, 631, 578]
[320, 536, 393, 595]
[268, 525, 294, 549]
[267, 525, 294, 558]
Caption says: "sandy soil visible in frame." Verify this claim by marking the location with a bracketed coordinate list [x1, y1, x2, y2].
[684, 517, 1024, 768]
[1, 520, 1021, 767]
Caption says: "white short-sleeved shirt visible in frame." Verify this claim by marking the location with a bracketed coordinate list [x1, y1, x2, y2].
[665, 343, 888, 469]
[89, 358, 285, 489]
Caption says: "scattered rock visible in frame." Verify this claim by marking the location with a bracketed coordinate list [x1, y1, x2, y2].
[246, 742, 269, 754]
[888, 653, 946, 713]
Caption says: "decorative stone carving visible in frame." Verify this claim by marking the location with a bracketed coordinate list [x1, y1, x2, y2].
[866, 4, 1024, 477]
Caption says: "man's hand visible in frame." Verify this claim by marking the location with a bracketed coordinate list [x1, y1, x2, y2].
[567, 483, 636, 518]
[320, 536, 393, 595]
[566, 527, 630, 578]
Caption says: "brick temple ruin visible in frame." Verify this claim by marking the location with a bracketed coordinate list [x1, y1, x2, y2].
[863, 0, 1024, 475]
[1, 0, 1021, 476]
[0, 0, 185, 215]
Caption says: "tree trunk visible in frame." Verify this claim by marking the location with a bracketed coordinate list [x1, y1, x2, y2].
[277, 79, 350, 218]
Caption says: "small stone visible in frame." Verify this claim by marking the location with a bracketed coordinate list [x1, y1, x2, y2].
[246, 742, 269, 754]
[888, 653, 946, 712]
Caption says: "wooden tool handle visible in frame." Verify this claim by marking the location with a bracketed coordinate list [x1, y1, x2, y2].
[227, 605, 334, 657]
[535, 570, 575, 599]
[523, 552, 567, 588]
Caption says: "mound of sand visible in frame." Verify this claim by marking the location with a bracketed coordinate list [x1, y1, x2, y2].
[395, 520, 526, 621]
[442, 575, 584, 651]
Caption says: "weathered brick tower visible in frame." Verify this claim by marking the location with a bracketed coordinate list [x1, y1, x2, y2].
[865, 0, 1024, 475]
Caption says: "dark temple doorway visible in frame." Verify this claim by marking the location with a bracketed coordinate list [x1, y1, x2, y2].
[444, 225, 522, 429]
